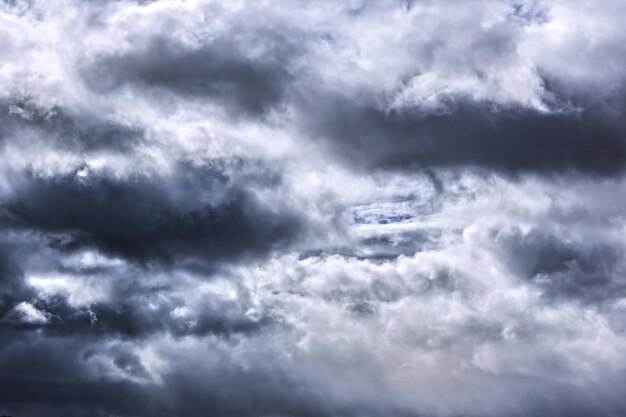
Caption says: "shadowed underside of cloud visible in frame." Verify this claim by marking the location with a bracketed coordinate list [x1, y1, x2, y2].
[496, 228, 626, 303]
[300, 95, 626, 175]
[82, 35, 296, 117]
[1, 170, 302, 265]
[0, 370, 422, 417]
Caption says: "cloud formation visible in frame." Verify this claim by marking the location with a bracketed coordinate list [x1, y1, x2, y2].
[1, 0, 626, 416]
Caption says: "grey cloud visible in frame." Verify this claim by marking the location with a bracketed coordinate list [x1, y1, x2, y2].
[82, 35, 297, 117]
[0, 249, 34, 320]
[496, 228, 626, 303]
[0, 97, 144, 153]
[297, 93, 626, 175]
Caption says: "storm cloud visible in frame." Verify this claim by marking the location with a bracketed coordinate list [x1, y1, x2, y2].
[1, 0, 626, 416]
[2, 168, 301, 264]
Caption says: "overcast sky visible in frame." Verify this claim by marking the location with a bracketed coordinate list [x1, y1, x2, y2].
[1, 1, 626, 416]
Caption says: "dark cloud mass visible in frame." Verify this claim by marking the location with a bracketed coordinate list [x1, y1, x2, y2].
[2, 0, 626, 416]
[300, 95, 626, 174]
[2, 169, 301, 264]
[0, 250, 32, 318]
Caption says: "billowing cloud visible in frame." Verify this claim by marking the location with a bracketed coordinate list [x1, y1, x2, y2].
[1, 1, 626, 416]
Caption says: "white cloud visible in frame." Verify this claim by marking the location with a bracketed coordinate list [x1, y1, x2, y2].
[6, 301, 49, 325]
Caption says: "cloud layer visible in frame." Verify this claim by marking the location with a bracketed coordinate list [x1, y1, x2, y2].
[1, 0, 626, 416]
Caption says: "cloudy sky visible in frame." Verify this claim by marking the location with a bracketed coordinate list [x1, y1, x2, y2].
[1, 0, 626, 416]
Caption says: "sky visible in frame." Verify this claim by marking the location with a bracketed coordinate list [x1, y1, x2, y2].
[1, 0, 626, 416]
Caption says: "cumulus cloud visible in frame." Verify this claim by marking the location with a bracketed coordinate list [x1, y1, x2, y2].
[1, 0, 626, 416]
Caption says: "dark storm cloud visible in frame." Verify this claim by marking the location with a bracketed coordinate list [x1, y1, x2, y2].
[0, 337, 422, 417]
[1, 167, 302, 265]
[0, 332, 165, 417]
[82, 35, 296, 117]
[297, 92, 626, 175]
[0, 302, 409, 417]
